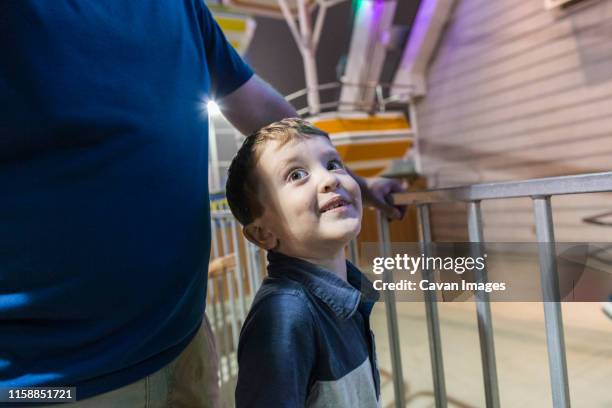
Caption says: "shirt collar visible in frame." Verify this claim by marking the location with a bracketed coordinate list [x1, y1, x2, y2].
[266, 250, 380, 320]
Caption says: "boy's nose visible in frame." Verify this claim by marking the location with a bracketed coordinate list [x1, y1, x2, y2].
[320, 170, 340, 193]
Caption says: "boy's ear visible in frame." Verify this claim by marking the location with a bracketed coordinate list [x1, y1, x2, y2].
[243, 221, 278, 250]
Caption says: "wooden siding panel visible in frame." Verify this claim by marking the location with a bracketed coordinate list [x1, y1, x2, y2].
[424, 116, 612, 161]
[422, 67, 612, 139]
[428, 2, 611, 89]
[416, 0, 612, 242]
[422, 40, 612, 122]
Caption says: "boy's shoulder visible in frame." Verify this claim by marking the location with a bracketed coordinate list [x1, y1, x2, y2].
[254, 275, 304, 297]
[239, 276, 319, 350]
[249, 276, 315, 321]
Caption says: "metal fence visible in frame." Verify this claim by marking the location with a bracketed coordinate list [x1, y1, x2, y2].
[207, 207, 266, 406]
[284, 81, 415, 116]
[379, 171, 612, 408]
[208, 171, 612, 407]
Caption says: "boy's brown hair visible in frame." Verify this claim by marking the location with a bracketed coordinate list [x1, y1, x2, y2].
[225, 117, 329, 226]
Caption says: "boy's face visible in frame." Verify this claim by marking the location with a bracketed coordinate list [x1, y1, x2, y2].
[248, 135, 362, 259]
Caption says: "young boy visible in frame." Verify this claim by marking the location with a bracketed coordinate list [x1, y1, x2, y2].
[226, 118, 381, 407]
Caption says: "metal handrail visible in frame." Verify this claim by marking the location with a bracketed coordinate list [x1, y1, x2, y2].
[285, 81, 415, 101]
[380, 170, 612, 408]
[392, 171, 612, 205]
[285, 81, 344, 101]
[285, 81, 416, 116]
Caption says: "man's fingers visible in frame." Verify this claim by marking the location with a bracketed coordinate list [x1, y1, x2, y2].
[387, 189, 407, 221]
[396, 205, 407, 220]
[389, 207, 402, 220]
[389, 179, 405, 193]
[364, 177, 407, 221]
[388, 208, 402, 221]
[385, 180, 406, 220]
[375, 197, 402, 220]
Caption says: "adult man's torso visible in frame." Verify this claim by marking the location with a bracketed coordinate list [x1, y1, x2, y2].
[0, 0, 251, 399]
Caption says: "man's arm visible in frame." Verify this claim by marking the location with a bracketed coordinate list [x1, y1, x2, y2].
[219, 74, 406, 219]
[218, 74, 297, 136]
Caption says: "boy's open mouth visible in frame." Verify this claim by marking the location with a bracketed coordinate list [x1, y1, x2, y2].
[320, 196, 350, 213]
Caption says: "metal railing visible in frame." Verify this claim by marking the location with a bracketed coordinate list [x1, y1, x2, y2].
[207, 208, 266, 406]
[378, 171, 612, 408]
[208, 171, 612, 407]
[285, 81, 415, 116]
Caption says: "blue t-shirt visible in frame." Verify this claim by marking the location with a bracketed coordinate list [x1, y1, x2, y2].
[0, 0, 253, 400]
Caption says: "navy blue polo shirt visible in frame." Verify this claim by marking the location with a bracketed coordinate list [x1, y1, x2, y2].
[0, 0, 252, 400]
[236, 251, 381, 407]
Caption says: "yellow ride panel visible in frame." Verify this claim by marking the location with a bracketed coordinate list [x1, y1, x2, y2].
[310, 114, 413, 177]
[313, 116, 410, 134]
[336, 140, 412, 162]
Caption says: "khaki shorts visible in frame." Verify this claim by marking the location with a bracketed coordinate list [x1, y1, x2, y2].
[43, 316, 220, 408]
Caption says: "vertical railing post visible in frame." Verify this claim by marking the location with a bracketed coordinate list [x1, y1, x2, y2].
[220, 217, 239, 351]
[211, 218, 220, 259]
[209, 218, 220, 334]
[376, 212, 406, 408]
[216, 276, 231, 381]
[208, 277, 220, 349]
[417, 204, 447, 408]
[230, 219, 247, 323]
[375, 84, 385, 113]
[533, 196, 571, 408]
[467, 201, 500, 408]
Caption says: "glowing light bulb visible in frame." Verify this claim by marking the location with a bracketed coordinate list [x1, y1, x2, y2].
[207, 100, 221, 116]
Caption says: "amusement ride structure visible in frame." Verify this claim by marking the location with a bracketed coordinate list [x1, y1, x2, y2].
[206, 0, 432, 189]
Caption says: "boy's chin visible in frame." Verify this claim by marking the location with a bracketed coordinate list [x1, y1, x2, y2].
[321, 223, 361, 244]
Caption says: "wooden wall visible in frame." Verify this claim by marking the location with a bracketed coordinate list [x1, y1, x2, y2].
[415, 0, 612, 242]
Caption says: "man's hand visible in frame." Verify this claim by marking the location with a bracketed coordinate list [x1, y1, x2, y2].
[361, 177, 407, 221]
[346, 166, 406, 221]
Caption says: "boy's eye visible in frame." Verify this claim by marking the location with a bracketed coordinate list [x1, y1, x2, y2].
[288, 169, 308, 182]
[327, 159, 344, 171]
